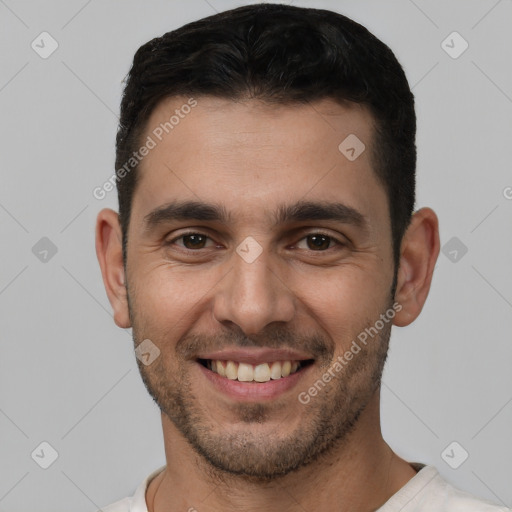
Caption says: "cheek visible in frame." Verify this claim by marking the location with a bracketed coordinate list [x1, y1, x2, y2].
[133, 264, 220, 327]
[295, 265, 390, 344]
[131, 247, 392, 342]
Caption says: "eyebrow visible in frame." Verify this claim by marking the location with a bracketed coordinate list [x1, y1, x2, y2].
[143, 199, 368, 233]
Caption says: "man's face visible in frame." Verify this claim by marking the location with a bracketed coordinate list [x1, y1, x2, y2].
[125, 96, 396, 479]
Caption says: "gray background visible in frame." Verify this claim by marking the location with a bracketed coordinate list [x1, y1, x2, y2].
[0, 0, 511, 510]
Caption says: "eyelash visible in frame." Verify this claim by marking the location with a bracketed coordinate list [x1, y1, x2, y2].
[166, 230, 345, 252]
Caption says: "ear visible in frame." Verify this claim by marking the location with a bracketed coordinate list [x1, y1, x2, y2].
[393, 207, 440, 327]
[95, 208, 131, 328]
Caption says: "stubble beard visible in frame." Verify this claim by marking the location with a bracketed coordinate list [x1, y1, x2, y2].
[127, 287, 393, 481]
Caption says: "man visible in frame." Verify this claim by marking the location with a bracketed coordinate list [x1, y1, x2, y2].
[95, 3, 508, 511]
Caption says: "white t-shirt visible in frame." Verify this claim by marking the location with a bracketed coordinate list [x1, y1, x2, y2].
[100, 463, 510, 512]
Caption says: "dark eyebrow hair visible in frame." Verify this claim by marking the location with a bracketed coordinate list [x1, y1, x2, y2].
[143, 199, 368, 232]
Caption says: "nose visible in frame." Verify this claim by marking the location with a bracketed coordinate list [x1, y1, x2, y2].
[212, 245, 295, 336]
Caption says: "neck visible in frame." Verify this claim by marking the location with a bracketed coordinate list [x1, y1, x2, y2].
[147, 390, 417, 512]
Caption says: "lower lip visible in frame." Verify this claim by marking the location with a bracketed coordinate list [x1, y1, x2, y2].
[197, 361, 313, 401]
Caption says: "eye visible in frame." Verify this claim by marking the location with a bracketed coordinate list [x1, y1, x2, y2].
[167, 232, 217, 250]
[166, 231, 345, 253]
[294, 233, 343, 251]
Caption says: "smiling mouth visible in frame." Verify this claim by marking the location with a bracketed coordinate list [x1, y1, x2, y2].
[198, 359, 315, 383]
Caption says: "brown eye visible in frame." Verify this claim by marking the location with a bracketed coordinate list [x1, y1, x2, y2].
[181, 234, 208, 249]
[306, 234, 332, 250]
[168, 232, 215, 250]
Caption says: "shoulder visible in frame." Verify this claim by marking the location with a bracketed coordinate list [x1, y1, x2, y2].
[96, 466, 166, 512]
[379, 464, 510, 512]
[433, 472, 509, 511]
[99, 497, 132, 512]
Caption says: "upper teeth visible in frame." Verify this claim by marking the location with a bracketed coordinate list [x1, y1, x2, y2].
[207, 360, 301, 382]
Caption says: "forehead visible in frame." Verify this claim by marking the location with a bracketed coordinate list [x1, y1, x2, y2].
[131, 96, 387, 231]
[141, 95, 375, 162]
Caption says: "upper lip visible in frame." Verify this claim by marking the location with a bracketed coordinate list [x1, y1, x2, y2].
[196, 348, 314, 365]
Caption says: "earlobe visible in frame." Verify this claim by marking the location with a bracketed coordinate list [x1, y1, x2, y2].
[95, 208, 132, 328]
[393, 207, 440, 327]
